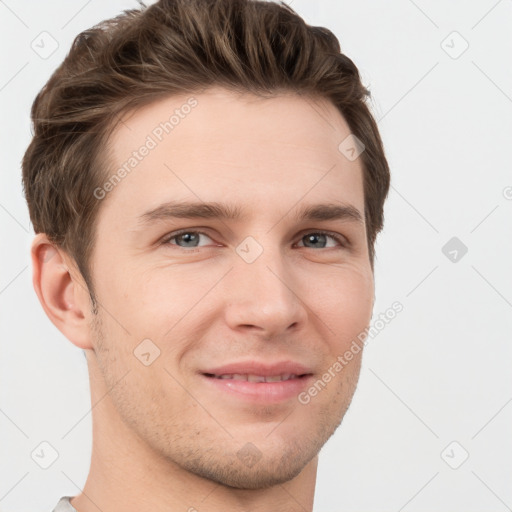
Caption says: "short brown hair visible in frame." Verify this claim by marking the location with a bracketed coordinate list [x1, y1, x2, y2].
[22, 0, 390, 305]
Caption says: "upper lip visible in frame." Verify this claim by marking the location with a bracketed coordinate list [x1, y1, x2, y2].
[201, 360, 313, 377]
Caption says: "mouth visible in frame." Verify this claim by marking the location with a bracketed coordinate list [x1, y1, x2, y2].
[199, 361, 314, 403]
[203, 372, 310, 382]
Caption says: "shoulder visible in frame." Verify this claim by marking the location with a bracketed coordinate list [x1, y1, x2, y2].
[51, 496, 77, 512]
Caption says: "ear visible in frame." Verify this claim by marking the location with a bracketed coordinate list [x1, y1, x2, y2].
[31, 233, 94, 350]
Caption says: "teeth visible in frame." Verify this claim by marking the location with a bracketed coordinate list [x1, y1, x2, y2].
[247, 374, 266, 382]
[264, 375, 283, 382]
[213, 373, 299, 382]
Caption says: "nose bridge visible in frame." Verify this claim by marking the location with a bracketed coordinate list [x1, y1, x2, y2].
[224, 234, 305, 334]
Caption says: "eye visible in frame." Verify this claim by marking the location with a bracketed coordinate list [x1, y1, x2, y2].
[161, 229, 347, 251]
[296, 231, 346, 249]
[162, 230, 214, 249]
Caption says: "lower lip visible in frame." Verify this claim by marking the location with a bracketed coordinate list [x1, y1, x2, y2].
[200, 374, 314, 403]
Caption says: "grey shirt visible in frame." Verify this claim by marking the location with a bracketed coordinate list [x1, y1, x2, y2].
[52, 496, 77, 512]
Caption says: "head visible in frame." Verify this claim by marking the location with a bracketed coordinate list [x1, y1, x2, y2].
[24, 0, 390, 491]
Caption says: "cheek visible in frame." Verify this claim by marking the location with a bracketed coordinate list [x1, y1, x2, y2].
[109, 266, 222, 364]
[133, 266, 218, 321]
[311, 266, 374, 338]
[95, 259, 197, 328]
[95, 250, 373, 350]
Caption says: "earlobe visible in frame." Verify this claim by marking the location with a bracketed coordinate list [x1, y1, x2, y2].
[31, 233, 94, 350]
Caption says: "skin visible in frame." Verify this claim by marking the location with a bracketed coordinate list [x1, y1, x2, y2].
[32, 87, 375, 512]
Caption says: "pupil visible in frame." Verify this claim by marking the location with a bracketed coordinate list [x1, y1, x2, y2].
[180, 233, 197, 246]
[306, 233, 325, 248]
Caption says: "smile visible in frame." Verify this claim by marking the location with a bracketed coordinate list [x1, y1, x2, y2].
[200, 372, 314, 404]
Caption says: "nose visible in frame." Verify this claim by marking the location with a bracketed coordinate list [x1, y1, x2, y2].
[222, 242, 308, 339]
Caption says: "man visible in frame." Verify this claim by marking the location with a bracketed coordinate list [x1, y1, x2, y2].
[23, 0, 390, 510]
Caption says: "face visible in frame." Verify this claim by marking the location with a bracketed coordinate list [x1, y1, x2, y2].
[87, 87, 374, 489]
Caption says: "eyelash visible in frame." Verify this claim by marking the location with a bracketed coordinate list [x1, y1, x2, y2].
[160, 229, 347, 251]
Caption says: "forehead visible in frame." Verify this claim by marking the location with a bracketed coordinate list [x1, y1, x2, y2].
[100, 88, 365, 227]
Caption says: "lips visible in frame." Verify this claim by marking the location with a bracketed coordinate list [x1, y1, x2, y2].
[199, 360, 314, 403]
[204, 373, 302, 382]
[201, 360, 313, 378]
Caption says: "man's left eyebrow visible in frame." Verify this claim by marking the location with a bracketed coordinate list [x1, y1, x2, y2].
[292, 202, 364, 224]
[136, 200, 364, 226]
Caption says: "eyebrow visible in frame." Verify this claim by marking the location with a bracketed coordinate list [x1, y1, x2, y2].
[137, 200, 364, 226]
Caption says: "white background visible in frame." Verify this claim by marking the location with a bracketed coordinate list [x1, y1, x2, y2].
[1, 1, 511, 511]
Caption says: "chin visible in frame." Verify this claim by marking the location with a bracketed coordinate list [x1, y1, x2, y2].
[191, 457, 309, 490]
[178, 434, 324, 490]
